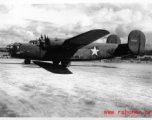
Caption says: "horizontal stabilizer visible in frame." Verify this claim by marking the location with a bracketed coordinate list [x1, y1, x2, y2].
[62, 29, 109, 50]
[111, 44, 129, 57]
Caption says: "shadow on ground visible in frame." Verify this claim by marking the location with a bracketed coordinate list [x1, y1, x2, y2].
[71, 64, 117, 68]
[33, 61, 72, 74]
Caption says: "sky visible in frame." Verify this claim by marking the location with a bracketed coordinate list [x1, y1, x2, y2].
[0, 1, 152, 49]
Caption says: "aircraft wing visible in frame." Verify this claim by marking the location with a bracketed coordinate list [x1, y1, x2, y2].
[62, 29, 110, 50]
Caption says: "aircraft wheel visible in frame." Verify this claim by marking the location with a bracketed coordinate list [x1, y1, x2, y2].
[53, 60, 60, 65]
[24, 59, 31, 64]
[61, 60, 71, 67]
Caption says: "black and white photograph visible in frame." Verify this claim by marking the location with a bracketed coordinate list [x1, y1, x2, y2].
[0, 0, 152, 118]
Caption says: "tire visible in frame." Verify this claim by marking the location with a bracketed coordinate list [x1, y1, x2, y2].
[53, 60, 60, 66]
[24, 59, 31, 64]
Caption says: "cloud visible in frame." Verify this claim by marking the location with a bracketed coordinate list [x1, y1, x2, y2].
[0, 24, 36, 47]
[115, 24, 128, 38]
[0, 5, 13, 14]
[0, 3, 152, 49]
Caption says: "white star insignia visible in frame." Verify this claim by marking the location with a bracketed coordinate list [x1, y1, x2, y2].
[90, 46, 99, 56]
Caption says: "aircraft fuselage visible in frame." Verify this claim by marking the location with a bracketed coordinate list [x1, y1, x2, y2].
[7, 29, 145, 67]
[9, 42, 119, 61]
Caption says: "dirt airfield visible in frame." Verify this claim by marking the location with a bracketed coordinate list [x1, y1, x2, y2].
[0, 59, 152, 117]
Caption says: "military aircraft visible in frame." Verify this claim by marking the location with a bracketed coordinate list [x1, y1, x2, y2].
[6, 29, 146, 67]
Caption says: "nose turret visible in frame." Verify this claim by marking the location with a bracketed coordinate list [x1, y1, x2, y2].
[6, 43, 21, 57]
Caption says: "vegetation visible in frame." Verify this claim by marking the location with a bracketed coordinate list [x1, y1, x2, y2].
[144, 49, 152, 55]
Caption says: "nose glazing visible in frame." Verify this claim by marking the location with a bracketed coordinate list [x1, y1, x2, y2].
[6, 43, 21, 56]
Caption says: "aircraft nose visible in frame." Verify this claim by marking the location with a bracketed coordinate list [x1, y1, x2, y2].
[6, 43, 21, 56]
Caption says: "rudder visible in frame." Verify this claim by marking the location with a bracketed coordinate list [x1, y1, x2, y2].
[107, 35, 121, 44]
[128, 30, 145, 55]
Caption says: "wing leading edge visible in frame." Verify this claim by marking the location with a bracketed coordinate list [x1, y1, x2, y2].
[62, 29, 110, 50]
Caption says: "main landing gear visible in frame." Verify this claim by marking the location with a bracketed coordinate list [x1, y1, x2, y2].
[53, 60, 71, 67]
[24, 59, 31, 64]
[53, 60, 60, 66]
[61, 59, 71, 67]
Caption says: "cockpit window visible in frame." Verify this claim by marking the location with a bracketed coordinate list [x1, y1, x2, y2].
[29, 35, 49, 50]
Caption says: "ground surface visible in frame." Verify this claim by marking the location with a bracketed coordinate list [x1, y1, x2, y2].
[0, 59, 152, 117]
